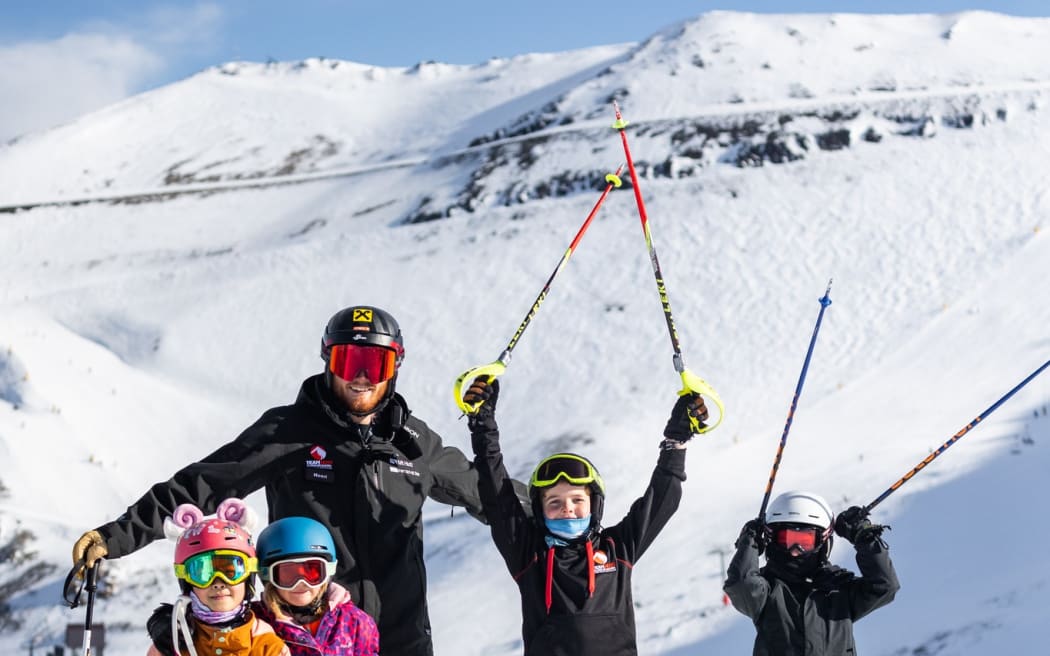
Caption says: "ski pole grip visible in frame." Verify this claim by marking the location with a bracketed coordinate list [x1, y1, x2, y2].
[453, 361, 507, 415]
[679, 368, 725, 433]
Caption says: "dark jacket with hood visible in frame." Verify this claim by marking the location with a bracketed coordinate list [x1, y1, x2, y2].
[97, 374, 498, 656]
[469, 416, 686, 656]
[724, 527, 900, 656]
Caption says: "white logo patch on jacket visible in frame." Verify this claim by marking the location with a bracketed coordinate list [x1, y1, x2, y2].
[388, 456, 421, 477]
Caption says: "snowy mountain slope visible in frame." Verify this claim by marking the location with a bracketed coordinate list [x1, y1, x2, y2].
[460, 10, 1050, 148]
[2, 10, 1050, 656]
[0, 44, 633, 206]
[5, 10, 1050, 208]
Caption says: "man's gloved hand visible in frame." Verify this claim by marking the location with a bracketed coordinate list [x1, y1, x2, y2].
[834, 506, 874, 544]
[72, 530, 107, 568]
[663, 393, 709, 442]
[464, 377, 499, 431]
[736, 518, 770, 553]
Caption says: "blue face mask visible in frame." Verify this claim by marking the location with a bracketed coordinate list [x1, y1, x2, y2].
[544, 516, 591, 540]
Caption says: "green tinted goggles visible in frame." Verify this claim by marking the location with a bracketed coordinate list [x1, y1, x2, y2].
[174, 550, 257, 588]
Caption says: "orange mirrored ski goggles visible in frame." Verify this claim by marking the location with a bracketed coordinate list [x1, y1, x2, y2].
[328, 343, 399, 384]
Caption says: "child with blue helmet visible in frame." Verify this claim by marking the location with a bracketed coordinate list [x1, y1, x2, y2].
[253, 517, 379, 656]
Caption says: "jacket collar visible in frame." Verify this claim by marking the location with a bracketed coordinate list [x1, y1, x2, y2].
[297, 375, 422, 459]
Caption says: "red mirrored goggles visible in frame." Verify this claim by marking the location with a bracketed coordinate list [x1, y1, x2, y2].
[328, 343, 399, 384]
[772, 524, 822, 553]
[261, 557, 337, 590]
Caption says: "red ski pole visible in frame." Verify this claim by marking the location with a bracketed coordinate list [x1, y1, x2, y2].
[611, 101, 724, 432]
[454, 165, 624, 414]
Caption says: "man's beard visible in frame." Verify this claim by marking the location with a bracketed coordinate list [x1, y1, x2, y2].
[334, 378, 389, 416]
[344, 391, 382, 414]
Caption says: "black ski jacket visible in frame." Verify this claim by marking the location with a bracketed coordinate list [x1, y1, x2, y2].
[470, 420, 686, 656]
[96, 374, 495, 656]
[724, 529, 900, 656]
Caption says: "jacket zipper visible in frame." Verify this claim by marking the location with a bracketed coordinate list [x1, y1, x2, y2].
[361, 425, 383, 492]
[372, 458, 382, 491]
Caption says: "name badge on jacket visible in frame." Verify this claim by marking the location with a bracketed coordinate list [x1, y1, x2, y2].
[304, 444, 335, 483]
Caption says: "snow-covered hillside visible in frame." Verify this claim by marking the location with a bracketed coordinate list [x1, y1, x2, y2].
[2, 10, 1049, 655]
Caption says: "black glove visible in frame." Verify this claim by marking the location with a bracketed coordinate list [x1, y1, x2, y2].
[663, 393, 709, 442]
[834, 505, 874, 543]
[736, 518, 770, 553]
[464, 377, 499, 431]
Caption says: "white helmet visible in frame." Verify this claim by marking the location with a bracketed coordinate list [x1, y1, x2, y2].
[765, 490, 834, 528]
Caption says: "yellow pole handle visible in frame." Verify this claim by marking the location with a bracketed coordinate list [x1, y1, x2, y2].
[679, 368, 725, 433]
[453, 361, 507, 415]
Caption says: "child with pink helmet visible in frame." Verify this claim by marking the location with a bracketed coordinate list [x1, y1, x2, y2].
[146, 498, 289, 656]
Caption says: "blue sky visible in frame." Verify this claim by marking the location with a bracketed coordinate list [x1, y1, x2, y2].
[1, 1, 1047, 141]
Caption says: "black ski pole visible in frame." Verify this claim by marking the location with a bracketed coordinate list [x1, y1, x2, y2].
[453, 165, 624, 414]
[611, 102, 724, 431]
[865, 357, 1050, 512]
[758, 280, 833, 520]
[63, 558, 102, 655]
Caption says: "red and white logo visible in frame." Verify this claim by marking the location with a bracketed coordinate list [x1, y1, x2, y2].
[593, 549, 616, 574]
[306, 445, 333, 471]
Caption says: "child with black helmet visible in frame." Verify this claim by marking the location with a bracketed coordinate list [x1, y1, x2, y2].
[724, 491, 900, 656]
[252, 517, 379, 656]
[462, 377, 708, 656]
[146, 498, 289, 656]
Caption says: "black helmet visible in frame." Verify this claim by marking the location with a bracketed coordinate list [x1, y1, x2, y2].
[320, 306, 404, 417]
[528, 453, 606, 536]
[320, 305, 404, 361]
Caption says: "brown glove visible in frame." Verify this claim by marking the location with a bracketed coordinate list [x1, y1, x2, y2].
[72, 530, 107, 568]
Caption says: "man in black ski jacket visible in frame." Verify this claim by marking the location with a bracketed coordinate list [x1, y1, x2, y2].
[724, 492, 900, 656]
[72, 305, 521, 656]
[463, 377, 708, 656]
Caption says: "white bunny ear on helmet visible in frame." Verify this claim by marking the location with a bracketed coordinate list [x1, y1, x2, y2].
[215, 498, 258, 533]
[163, 518, 184, 542]
[164, 503, 205, 542]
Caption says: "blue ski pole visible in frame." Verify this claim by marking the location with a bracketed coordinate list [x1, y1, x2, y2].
[758, 280, 834, 520]
[865, 357, 1050, 511]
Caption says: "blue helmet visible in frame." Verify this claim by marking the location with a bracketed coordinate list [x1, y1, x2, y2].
[256, 517, 337, 566]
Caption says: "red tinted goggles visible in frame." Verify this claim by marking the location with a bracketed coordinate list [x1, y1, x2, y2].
[773, 525, 821, 553]
[328, 343, 399, 384]
[262, 557, 337, 590]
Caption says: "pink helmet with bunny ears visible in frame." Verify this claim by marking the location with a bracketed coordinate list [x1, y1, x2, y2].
[167, 498, 258, 565]
[174, 519, 255, 564]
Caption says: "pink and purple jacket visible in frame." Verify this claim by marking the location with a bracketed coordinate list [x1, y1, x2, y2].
[253, 600, 379, 656]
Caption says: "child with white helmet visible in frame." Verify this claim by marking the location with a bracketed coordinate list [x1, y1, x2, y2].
[146, 498, 289, 656]
[252, 516, 379, 655]
[724, 491, 900, 655]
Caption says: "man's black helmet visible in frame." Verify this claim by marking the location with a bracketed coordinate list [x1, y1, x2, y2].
[320, 306, 405, 418]
[320, 306, 405, 363]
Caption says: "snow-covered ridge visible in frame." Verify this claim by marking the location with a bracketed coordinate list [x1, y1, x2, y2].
[3, 10, 1050, 207]
[3, 82, 1045, 217]
[404, 84, 1046, 224]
